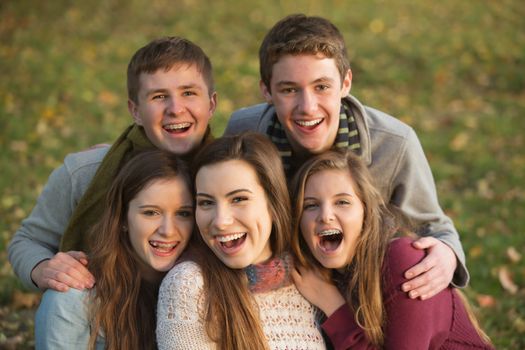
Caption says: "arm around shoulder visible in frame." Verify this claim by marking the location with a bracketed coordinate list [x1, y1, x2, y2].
[8, 148, 106, 290]
[390, 128, 469, 286]
[8, 163, 76, 290]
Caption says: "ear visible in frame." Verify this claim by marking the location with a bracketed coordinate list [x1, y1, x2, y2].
[208, 91, 218, 117]
[259, 80, 273, 104]
[341, 69, 353, 97]
[128, 99, 143, 125]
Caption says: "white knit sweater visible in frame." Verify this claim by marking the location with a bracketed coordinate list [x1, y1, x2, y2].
[157, 261, 326, 349]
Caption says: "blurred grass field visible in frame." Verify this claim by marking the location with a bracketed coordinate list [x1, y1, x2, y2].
[1, 0, 524, 348]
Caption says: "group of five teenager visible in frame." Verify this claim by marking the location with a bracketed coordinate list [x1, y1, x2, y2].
[9, 14, 492, 349]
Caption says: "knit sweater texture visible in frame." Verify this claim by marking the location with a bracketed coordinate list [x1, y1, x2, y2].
[156, 260, 326, 349]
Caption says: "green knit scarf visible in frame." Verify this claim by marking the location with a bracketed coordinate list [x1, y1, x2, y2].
[60, 124, 155, 252]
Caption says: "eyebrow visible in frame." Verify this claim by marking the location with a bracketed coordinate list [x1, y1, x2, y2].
[144, 84, 203, 96]
[178, 84, 203, 91]
[196, 189, 253, 198]
[226, 189, 253, 196]
[138, 203, 193, 209]
[304, 192, 355, 200]
[275, 76, 335, 87]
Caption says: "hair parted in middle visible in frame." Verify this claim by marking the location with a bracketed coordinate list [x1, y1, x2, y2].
[259, 14, 350, 91]
[290, 149, 394, 347]
[190, 132, 290, 350]
[87, 149, 192, 350]
[290, 150, 493, 347]
[192, 132, 290, 257]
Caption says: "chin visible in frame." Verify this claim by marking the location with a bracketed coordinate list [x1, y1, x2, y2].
[301, 145, 328, 156]
[220, 258, 250, 269]
[317, 257, 344, 270]
[153, 265, 171, 273]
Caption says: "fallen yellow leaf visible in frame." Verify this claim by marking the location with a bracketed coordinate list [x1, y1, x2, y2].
[507, 247, 522, 263]
[450, 132, 469, 151]
[498, 266, 519, 294]
[469, 245, 483, 258]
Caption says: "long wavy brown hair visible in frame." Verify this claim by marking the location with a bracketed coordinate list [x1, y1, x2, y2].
[189, 132, 291, 350]
[86, 150, 192, 350]
[291, 150, 492, 347]
[291, 150, 389, 346]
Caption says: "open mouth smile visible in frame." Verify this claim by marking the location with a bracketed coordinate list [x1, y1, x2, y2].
[149, 240, 179, 255]
[318, 229, 343, 252]
[295, 118, 323, 130]
[215, 232, 247, 251]
[164, 122, 192, 134]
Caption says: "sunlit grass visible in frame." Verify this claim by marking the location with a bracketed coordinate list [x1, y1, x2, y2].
[1, 0, 524, 348]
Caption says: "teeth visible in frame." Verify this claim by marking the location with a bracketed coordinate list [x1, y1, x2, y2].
[217, 233, 246, 242]
[296, 119, 322, 127]
[165, 123, 191, 130]
[150, 241, 177, 249]
[318, 229, 341, 237]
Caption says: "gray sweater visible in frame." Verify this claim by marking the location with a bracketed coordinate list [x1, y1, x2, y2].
[225, 95, 469, 287]
[8, 147, 109, 290]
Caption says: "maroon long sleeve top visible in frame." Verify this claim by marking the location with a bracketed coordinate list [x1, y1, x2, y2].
[322, 237, 493, 349]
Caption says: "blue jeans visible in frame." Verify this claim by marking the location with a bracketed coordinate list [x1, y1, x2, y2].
[35, 288, 104, 349]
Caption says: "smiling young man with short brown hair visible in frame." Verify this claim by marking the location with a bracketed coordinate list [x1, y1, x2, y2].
[9, 36, 217, 293]
[226, 14, 469, 300]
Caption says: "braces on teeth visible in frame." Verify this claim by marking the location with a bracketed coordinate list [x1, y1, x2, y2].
[318, 229, 341, 236]
[165, 123, 191, 130]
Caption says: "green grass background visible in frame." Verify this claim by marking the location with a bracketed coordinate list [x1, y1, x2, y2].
[1, 0, 524, 348]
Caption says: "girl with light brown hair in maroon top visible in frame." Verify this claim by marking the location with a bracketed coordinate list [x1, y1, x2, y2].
[290, 150, 493, 349]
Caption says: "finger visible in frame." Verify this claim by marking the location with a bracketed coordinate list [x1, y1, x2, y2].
[48, 257, 95, 288]
[412, 236, 439, 250]
[404, 255, 436, 280]
[45, 278, 71, 292]
[67, 250, 89, 262]
[65, 264, 95, 288]
[402, 270, 446, 299]
[46, 269, 89, 290]
[402, 267, 436, 292]
[65, 251, 90, 268]
[57, 253, 95, 281]
[69, 260, 95, 283]
[409, 278, 447, 300]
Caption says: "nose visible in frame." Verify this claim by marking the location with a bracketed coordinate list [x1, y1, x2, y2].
[212, 204, 234, 231]
[297, 90, 318, 116]
[165, 96, 185, 116]
[319, 204, 335, 223]
[158, 215, 177, 237]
